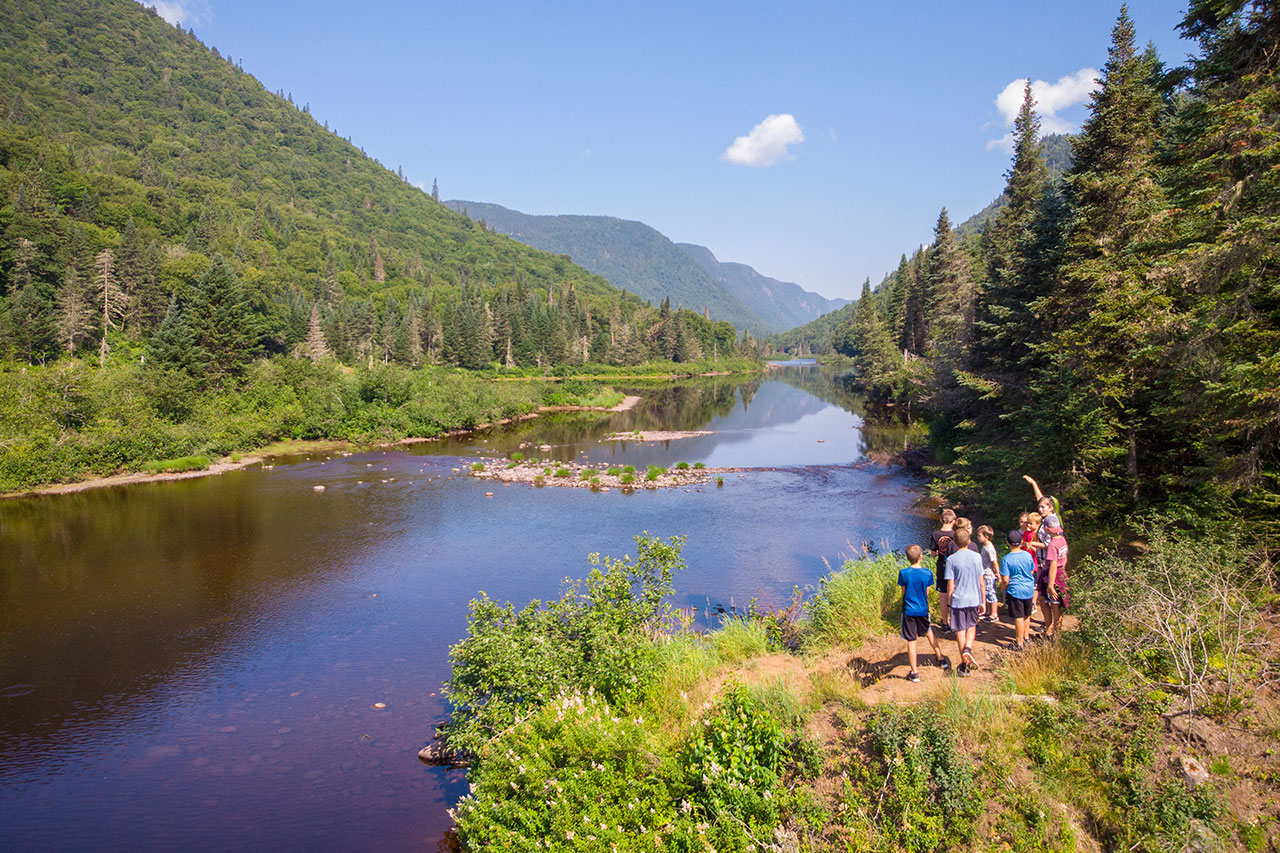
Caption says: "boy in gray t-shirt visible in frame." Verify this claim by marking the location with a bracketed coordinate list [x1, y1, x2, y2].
[944, 527, 985, 675]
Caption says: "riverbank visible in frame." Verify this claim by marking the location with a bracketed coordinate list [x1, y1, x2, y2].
[0, 395, 645, 500]
[438, 539, 1280, 852]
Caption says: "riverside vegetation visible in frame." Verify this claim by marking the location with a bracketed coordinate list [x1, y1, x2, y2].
[440, 529, 1279, 852]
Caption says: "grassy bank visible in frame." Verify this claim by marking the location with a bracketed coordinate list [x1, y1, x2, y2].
[0, 357, 648, 494]
[440, 532, 1279, 852]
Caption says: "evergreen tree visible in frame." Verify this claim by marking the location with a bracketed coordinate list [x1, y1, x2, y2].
[1032, 6, 1168, 507]
[1155, 0, 1280, 515]
[973, 81, 1049, 386]
[188, 255, 259, 382]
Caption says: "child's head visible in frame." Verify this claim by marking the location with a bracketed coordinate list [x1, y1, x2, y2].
[1018, 511, 1030, 525]
[1007, 529, 1024, 548]
[1028, 511, 1042, 527]
[955, 517, 972, 532]
[954, 527, 972, 548]
[977, 524, 993, 543]
[940, 508, 956, 525]
[905, 544, 923, 565]
[1037, 495, 1055, 516]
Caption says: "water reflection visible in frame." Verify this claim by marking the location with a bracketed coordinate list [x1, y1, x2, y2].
[0, 365, 929, 849]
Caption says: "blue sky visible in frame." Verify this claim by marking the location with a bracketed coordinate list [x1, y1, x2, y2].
[155, 1, 1192, 301]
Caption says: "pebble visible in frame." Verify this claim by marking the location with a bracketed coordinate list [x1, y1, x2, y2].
[313, 485, 325, 492]
[485, 492, 494, 497]
[372, 702, 386, 709]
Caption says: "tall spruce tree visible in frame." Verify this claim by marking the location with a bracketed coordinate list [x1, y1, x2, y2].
[1031, 6, 1168, 507]
[189, 255, 259, 382]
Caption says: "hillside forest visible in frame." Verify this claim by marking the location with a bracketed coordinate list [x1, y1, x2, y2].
[773, 3, 1280, 531]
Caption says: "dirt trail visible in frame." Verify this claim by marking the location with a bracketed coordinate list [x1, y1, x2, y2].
[852, 613, 1079, 704]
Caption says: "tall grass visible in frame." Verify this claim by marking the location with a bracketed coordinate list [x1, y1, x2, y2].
[803, 553, 905, 650]
[710, 617, 769, 664]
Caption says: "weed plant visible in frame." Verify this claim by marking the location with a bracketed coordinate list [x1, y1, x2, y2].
[141, 454, 210, 473]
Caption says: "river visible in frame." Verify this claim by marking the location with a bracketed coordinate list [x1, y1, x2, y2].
[0, 363, 929, 849]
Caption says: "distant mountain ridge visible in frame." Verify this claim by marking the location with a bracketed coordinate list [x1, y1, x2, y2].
[447, 200, 847, 334]
[676, 243, 849, 334]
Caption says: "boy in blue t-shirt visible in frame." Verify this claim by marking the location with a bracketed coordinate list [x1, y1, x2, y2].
[898, 544, 951, 682]
[1000, 529, 1037, 650]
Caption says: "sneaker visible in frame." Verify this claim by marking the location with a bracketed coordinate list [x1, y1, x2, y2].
[937, 656, 951, 671]
[962, 648, 976, 668]
[907, 670, 920, 683]
[957, 662, 971, 677]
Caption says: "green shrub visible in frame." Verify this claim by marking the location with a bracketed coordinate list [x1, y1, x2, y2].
[470, 462, 485, 472]
[580, 468, 597, 479]
[441, 534, 686, 757]
[554, 467, 571, 478]
[865, 705, 979, 852]
[675, 461, 690, 470]
[589, 476, 600, 488]
[623, 465, 635, 474]
[693, 462, 706, 469]
[606, 467, 622, 476]
[620, 473, 635, 485]
[506, 460, 519, 469]
[716, 477, 724, 486]
[510, 452, 524, 462]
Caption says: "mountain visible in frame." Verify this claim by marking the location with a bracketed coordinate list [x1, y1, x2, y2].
[446, 201, 759, 331]
[675, 242, 849, 333]
[447, 201, 846, 334]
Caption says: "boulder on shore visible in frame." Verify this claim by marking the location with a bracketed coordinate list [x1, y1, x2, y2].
[417, 740, 470, 768]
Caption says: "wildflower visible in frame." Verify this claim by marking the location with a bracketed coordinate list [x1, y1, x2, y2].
[566, 831, 574, 840]
[681, 799, 692, 814]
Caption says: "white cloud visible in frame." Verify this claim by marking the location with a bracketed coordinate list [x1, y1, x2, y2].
[722, 114, 805, 167]
[580, 148, 592, 159]
[987, 68, 1099, 151]
[146, 0, 211, 28]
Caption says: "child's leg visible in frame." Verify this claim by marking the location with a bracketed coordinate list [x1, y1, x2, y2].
[1015, 616, 1028, 646]
[906, 638, 918, 673]
[925, 628, 943, 659]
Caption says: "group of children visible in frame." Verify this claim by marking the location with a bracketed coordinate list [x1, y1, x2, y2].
[896, 475, 1071, 682]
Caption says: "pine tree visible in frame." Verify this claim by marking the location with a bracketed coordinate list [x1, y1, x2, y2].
[1154, 0, 1280, 515]
[189, 255, 259, 382]
[1030, 7, 1168, 507]
[973, 81, 1049, 387]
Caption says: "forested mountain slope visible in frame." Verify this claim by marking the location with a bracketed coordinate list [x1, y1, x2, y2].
[447, 200, 760, 331]
[449, 200, 847, 334]
[0, 0, 719, 371]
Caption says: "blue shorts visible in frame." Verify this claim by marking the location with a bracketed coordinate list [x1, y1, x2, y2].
[984, 576, 998, 604]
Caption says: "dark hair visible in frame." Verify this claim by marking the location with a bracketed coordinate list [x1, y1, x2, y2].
[954, 527, 972, 548]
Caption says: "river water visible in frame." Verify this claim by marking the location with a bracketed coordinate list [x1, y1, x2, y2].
[0, 364, 928, 850]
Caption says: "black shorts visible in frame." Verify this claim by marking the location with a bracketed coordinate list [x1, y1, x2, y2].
[901, 613, 932, 642]
[1007, 596, 1033, 619]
